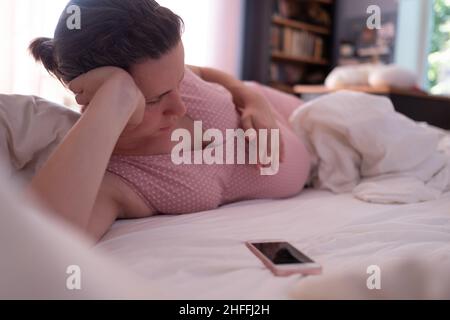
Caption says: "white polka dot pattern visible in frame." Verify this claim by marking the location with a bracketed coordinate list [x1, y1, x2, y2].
[107, 68, 311, 214]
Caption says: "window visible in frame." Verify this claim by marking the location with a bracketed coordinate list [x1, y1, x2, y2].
[428, 0, 450, 95]
[0, 0, 74, 106]
[0, 0, 243, 106]
[157, 0, 243, 76]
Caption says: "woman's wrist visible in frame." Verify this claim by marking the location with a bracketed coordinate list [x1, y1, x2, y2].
[114, 75, 145, 127]
[108, 73, 143, 115]
[197, 67, 256, 108]
[195, 66, 262, 112]
[228, 84, 260, 111]
[82, 73, 143, 132]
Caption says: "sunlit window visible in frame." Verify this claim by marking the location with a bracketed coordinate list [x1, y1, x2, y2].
[428, 0, 450, 95]
[0, 0, 71, 105]
[158, 0, 218, 67]
[0, 0, 242, 106]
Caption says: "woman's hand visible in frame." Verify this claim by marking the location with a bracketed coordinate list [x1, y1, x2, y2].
[188, 66, 285, 166]
[232, 85, 285, 166]
[68, 67, 145, 128]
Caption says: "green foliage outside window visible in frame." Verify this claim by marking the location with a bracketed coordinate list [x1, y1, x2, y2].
[429, 0, 450, 94]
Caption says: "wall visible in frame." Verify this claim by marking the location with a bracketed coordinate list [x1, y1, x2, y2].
[336, 0, 399, 40]
[337, 0, 399, 18]
[333, 0, 433, 89]
[333, 0, 400, 65]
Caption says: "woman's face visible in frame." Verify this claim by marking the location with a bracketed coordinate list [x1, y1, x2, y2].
[115, 41, 187, 150]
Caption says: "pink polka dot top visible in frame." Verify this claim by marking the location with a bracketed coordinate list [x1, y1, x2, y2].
[106, 68, 311, 214]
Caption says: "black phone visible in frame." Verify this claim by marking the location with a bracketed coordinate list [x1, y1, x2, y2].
[246, 240, 322, 276]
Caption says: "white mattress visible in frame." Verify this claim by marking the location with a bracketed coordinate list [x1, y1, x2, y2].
[97, 189, 450, 299]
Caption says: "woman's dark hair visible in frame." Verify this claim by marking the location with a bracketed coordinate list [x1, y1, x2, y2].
[29, 0, 183, 83]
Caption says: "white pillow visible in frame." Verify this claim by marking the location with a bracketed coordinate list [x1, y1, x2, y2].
[325, 64, 418, 90]
[325, 64, 380, 88]
[0, 94, 80, 186]
[369, 65, 418, 89]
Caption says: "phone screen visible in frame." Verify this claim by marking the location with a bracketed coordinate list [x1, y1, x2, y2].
[252, 242, 314, 265]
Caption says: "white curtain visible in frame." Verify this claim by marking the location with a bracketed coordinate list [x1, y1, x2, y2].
[0, 0, 73, 105]
[158, 0, 244, 77]
[0, 0, 244, 105]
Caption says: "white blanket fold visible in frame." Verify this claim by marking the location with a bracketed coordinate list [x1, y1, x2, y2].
[0, 94, 79, 186]
[290, 91, 450, 204]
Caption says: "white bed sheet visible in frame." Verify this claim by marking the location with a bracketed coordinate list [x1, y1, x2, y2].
[97, 189, 450, 299]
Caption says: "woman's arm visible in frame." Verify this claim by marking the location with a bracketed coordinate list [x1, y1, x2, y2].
[187, 65, 249, 107]
[187, 65, 285, 162]
[26, 68, 144, 232]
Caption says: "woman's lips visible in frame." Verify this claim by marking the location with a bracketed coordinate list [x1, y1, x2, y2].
[160, 117, 179, 132]
[160, 124, 175, 131]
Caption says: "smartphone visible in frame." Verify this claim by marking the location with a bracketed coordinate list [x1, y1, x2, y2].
[246, 240, 322, 277]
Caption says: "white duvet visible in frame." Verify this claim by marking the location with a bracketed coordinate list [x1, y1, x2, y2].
[290, 91, 450, 204]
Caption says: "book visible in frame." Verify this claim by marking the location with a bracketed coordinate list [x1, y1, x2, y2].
[270, 62, 305, 85]
[278, 28, 324, 60]
[270, 26, 282, 51]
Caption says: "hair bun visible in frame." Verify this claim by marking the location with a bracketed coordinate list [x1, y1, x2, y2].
[29, 37, 58, 75]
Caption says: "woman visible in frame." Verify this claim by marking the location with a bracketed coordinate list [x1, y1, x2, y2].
[28, 0, 311, 241]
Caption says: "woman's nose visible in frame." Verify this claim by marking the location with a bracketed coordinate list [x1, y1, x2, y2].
[163, 91, 186, 118]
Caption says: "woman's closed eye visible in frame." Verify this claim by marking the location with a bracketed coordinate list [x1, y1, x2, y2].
[146, 99, 161, 106]
[146, 91, 171, 106]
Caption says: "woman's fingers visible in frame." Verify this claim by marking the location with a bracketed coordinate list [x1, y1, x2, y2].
[68, 73, 86, 94]
[240, 115, 260, 169]
[70, 75, 90, 107]
[75, 93, 89, 106]
[241, 113, 285, 170]
[279, 133, 285, 163]
[80, 105, 88, 113]
[252, 119, 271, 169]
[241, 115, 257, 141]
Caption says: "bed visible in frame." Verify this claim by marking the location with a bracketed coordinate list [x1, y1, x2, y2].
[97, 188, 450, 299]
[2, 93, 450, 299]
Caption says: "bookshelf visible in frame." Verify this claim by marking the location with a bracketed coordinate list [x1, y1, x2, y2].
[242, 0, 337, 94]
[272, 16, 331, 35]
[271, 51, 329, 66]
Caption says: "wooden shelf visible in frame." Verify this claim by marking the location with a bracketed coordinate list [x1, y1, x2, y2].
[293, 85, 431, 98]
[271, 51, 330, 66]
[310, 0, 334, 5]
[272, 16, 331, 35]
[241, 0, 335, 89]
